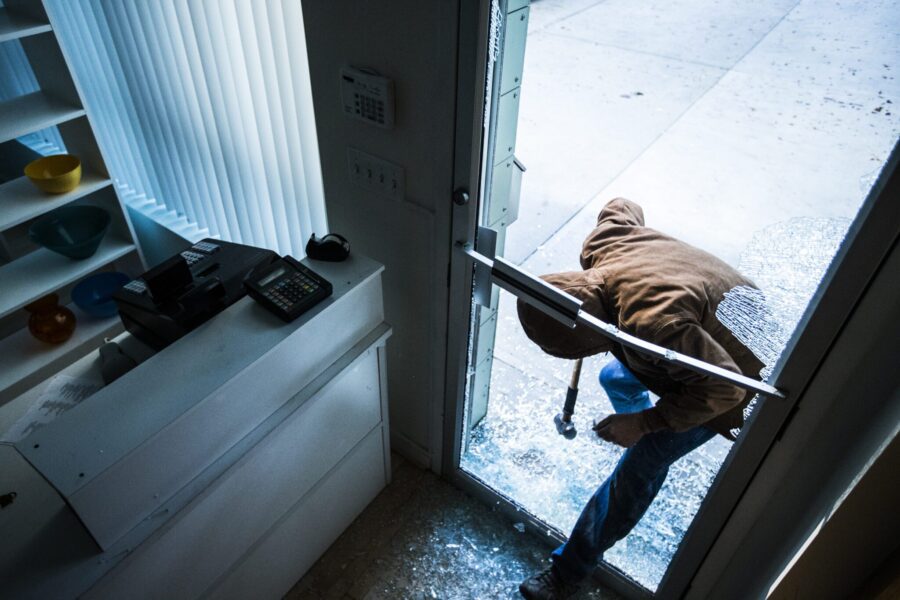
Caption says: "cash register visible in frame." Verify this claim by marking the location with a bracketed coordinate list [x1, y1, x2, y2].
[114, 239, 332, 350]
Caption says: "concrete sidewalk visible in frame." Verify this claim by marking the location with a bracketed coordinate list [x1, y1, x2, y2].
[464, 0, 900, 591]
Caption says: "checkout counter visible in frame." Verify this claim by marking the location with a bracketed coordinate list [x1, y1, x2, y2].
[0, 250, 391, 599]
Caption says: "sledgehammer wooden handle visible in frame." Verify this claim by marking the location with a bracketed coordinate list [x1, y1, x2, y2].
[569, 358, 583, 391]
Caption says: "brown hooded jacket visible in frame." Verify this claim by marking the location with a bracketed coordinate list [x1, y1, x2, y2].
[517, 198, 764, 439]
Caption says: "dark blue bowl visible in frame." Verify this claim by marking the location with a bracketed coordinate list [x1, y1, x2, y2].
[29, 205, 111, 259]
[72, 272, 130, 318]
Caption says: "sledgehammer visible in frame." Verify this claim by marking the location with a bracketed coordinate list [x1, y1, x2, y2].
[554, 358, 583, 439]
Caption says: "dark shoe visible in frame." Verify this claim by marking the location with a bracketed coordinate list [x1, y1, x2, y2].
[519, 567, 579, 599]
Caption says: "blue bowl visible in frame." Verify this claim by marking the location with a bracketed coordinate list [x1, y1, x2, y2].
[29, 205, 111, 259]
[72, 272, 130, 318]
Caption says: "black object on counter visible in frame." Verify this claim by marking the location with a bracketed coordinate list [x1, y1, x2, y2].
[113, 239, 278, 350]
[306, 233, 350, 262]
[245, 255, 333, 322]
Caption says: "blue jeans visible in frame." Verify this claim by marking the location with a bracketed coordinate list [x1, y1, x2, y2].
[550, 358, 716, 584]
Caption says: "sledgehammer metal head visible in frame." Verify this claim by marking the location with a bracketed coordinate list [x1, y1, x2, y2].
[554, 358, 583, 440]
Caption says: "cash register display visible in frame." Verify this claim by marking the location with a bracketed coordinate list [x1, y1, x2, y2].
[244, 256, 332, 322]
[258, 267, 287, 287]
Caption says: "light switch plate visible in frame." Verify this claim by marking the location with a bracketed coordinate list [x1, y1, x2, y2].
[347, 147, 405, 201]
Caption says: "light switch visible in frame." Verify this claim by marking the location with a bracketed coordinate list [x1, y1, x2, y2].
[347, 147, 405, 201]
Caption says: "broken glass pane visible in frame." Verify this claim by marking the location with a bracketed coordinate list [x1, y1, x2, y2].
[718, 216, 852, 377]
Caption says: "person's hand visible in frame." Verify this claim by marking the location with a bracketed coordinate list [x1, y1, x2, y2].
[593, 413, 648, 448]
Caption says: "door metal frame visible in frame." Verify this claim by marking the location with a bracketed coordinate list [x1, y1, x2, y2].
[442, 0, 900, 597]
[441, 2, 659, 597]
[443, 0, 488, 476]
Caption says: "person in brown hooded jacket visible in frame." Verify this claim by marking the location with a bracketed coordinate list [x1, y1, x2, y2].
[518, 198, 763, 600]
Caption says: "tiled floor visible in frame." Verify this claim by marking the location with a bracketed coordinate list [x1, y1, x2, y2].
[286, 455, 621, 600]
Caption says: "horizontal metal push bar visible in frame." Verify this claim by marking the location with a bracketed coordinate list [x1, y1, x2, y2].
[462, 241, 785, 399]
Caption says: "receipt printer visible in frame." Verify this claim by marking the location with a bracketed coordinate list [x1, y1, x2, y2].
[114, 239, 277, 350]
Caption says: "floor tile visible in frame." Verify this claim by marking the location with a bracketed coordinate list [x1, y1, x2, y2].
[541, 67, 900, 270]
[734, 0, 900, 93]
[506, 31, 726, 263]
[547, 0, 800, 69]
[287, 455, 622, 599]
[525, 0, 606, 35]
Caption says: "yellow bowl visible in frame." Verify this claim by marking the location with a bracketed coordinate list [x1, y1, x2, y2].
[24, 154, 82, 194]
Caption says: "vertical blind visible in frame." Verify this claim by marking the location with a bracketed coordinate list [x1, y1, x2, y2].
[44, 0, 327, 258]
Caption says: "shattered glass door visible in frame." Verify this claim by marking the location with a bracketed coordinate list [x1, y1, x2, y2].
[456, 0, 899, 594]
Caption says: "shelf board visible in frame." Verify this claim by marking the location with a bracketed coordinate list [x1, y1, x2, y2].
[0, 92, 85, 145]
[0, 304, 123, 406]
[0, 171, 113, 232]
[0, 8, 51, 43]
[0, 236, 135, 321]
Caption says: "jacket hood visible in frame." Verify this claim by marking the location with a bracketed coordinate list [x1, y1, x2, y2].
[580, 198, 646, 270]
[516, 270, 614, 359]
[597, 197, 644, 228]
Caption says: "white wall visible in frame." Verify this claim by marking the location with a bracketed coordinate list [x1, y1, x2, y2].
[301, 1, 461, 469]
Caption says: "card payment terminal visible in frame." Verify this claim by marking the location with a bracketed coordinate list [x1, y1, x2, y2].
[244, 255, 333, 322]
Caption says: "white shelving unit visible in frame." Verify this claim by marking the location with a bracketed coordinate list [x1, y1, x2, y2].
[0, 167, 111, 230]
[0, 236, 135, 320]
[0, 6, 50, 43]
[0, 0, 144, 407]
[0, 304, 123, 402]
[0, 91, 84, 142]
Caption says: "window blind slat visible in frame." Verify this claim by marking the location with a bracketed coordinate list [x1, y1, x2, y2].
[283, 0, 328, 237]
[121, 0, 191, 221]
[187, 0, 258, 244]
[173, 0, 241, 240]
[158, 1, 222, 238]
[84, 0, 153, 197]
[268, 0, 314, 242]
[217, 0, 276, 249]
[104, 0, 179, 216]
[236, 0, 292, 253]
[252, 0, 304, 252]
[141, 0, 198, 225]
[65, 2, 128, 181]
[44, 0, 325, 257]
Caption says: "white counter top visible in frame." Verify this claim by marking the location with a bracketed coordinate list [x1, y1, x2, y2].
[17, 254, 383, 497]
[0, 254, 389, 599]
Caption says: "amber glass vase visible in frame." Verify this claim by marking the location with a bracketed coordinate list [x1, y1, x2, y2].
[25, 293, 77, 344]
